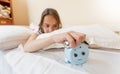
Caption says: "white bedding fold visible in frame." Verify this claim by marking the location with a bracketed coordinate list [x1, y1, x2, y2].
[0, 51, 14, 74]
[4, 44, 120, 74]
[5, 45, 89, 74]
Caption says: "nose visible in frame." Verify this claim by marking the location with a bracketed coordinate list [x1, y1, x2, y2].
[49, 27, 54, 32]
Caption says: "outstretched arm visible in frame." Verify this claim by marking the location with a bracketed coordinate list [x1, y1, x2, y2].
[24, 33, 54, 52]
[24, 31, 86, 52]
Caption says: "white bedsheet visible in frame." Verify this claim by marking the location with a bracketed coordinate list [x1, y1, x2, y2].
[0, 51, 14, 74]
[3, 44, 120, 74]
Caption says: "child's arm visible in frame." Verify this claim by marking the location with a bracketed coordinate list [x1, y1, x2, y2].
[23, 33, 54, 52]
[24, 31, 86, 52]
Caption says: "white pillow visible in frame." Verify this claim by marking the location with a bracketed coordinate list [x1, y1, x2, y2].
[37, 24, 120, 50]
[0, 26, 33, 50]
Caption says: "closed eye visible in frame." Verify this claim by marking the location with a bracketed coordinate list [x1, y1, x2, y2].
[44, 23, 50, 28]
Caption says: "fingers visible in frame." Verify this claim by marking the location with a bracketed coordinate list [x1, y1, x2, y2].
[68, 31, 81, 46]
[65, 32, 76, 47]
[52, 31, 86, 48]
[67, 31, 86, 47]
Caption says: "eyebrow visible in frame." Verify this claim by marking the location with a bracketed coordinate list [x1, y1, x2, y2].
[44, 23, 49, 25]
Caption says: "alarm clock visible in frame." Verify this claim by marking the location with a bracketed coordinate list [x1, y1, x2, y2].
[64, 41, 89, 65]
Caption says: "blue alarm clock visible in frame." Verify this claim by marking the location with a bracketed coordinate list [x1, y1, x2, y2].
[64, 41, 89, 65]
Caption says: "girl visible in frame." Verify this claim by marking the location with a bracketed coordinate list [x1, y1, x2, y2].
[24, 8, 86, 52]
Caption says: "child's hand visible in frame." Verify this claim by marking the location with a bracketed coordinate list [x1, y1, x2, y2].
[51, 31, 86, 48]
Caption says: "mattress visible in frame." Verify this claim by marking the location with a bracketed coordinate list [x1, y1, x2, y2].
[1, 44, 120, 74]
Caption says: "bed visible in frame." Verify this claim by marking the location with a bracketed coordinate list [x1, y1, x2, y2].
[1, 24, 120, 74]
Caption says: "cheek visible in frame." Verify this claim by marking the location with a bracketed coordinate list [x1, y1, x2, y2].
[42, 27, 48, 33]
[54, 27, 59, 30]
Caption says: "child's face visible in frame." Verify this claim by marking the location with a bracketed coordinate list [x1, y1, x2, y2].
[42, 15, 59, 33]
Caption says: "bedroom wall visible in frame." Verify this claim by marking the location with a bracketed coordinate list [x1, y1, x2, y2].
[12, 0, 29, 25]
[13, 0, 120, 26]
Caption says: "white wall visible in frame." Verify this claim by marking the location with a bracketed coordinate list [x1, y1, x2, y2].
[26, 0, 120, 26]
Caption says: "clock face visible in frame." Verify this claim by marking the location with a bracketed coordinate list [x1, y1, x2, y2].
[65, 43, 89, 65]
[71, 43, 89, 65]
